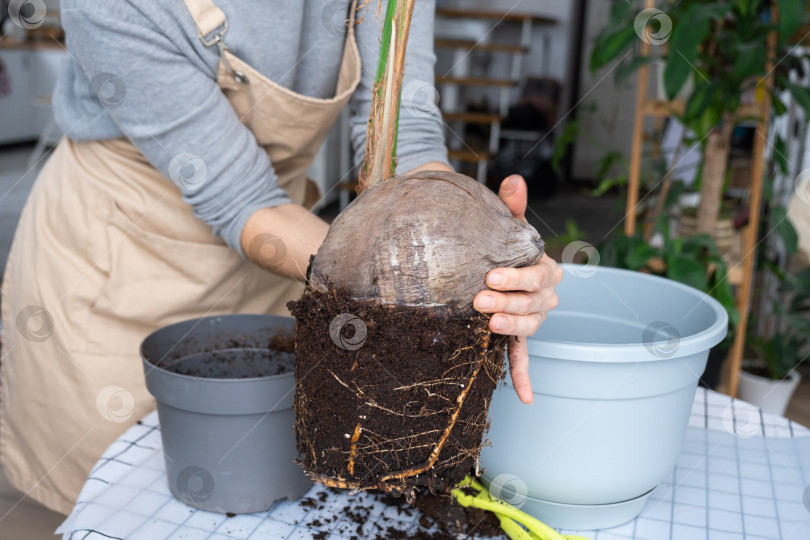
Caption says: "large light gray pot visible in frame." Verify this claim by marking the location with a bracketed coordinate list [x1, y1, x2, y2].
[480, 264, 728, 529]
[141, 314, 311, 514]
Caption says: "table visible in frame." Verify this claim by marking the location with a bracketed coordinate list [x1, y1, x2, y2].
[58, 388, 810, 539]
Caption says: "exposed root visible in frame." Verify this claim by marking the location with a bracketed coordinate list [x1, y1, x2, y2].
[290, 290, 507, 500]
[347, 423, 363, 476]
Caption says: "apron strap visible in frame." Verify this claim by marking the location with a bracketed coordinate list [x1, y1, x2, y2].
[183, 0, 228, 43]
[184, 0, 358, 44]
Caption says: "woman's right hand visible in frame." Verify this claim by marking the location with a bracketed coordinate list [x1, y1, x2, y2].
[240, 204, 329, 281]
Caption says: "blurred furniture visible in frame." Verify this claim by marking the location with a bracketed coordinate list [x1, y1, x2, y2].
[0, 38, 68, 148]
[434, 7, 556, 183]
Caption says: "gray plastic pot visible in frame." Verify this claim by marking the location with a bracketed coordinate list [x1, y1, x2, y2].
[141, 314, 311, 514]
[480, 264, 728, 530]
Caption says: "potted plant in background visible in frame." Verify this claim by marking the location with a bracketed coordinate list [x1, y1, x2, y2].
[597, 228, 739, 388]
[740, 267, 809, 414]
[580, 0, 810, 386]
[591, 0, 810, 242]
[741, 333, 802, 415]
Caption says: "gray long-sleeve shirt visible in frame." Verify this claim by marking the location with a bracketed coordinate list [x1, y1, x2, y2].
[54, 0, 448, 253]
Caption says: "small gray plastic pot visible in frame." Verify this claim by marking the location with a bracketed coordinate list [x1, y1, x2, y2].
[141, 314, 311, 514]
[480, 264, 728, 530]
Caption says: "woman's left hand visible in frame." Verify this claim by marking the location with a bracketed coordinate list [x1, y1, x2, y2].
[473, 175, 563, 405]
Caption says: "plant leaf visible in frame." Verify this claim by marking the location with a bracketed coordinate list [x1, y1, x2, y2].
[771, 205, 799, 254]
[666, 255, 708, 290]
[615, 55, 655, 83]
[551, 120, 579, 176]
[591, 25, 637, 73]
[625, 242, 659, 270]
[771, 91, 788, 117]
[683, 233, 720, 257]
[773, 135, 789, 175]
[693, 106, 721, 139]
[777, 0, 805, 42]
[664, 6, 710, 100]
[787, 82, 810, 115]
[684, 82, 717, 122]
[589, 174, 627, 197]
[731, 40, 766, 82]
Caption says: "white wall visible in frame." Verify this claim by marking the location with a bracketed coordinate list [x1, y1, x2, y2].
[437, 0, 575, 113]
[570, 0, 639, 180]
[446, 0, 572, 82]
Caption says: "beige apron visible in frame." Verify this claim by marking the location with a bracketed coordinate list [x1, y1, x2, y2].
[0, 0, 360, 515]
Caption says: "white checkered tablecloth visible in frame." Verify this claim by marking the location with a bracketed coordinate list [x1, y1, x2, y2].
[57, 388, 810, 540]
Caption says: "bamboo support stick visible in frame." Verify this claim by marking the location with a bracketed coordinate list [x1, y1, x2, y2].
[725, 24, 775, 397]
[624, 1, 651, 236]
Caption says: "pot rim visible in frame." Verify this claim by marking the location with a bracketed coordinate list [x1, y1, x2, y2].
[739, 368, 802, 384]
[140, 314, 296, 384]
[527, 265, 728, 363]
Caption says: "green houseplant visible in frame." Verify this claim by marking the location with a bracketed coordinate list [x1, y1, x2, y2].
[585, 0, 810, 387]
[598, 229, 739, 389]
[591, 0, 810, 236]
[739, 267, 809, 413]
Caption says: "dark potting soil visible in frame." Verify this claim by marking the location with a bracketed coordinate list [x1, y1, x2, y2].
[288, 288, 507, 501]
[298, 487, 504, 539]
[160, 333, 296, 379]
[411, 492, 504, 539]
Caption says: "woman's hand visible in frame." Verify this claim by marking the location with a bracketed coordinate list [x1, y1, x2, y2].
[241, 204, 329, 281]
[473, 175, 563, 405]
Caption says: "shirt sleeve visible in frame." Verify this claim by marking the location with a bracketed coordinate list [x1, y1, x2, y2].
[57, 1, 292, 255]
[350, 0, 450, 174]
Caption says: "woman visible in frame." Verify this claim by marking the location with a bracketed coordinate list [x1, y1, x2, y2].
[0, 0, 562, 515]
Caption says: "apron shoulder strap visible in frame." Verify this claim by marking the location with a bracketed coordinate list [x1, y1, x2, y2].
[183, 0, 228, 43]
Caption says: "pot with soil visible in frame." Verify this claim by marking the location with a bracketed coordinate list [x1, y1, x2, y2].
[141, 314, 311, 514]
[480, 265, 728, 530]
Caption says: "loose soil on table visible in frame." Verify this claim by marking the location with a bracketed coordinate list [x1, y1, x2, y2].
[289, 288, 507, 501]
[300, 487, 504, 539]
[373, 492, 504, 539]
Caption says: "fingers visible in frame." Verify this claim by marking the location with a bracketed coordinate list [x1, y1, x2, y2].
[489, 312, 546, 337]
[474, 287, 558, 316]
[485, 255, 562, 293]
[474, 255, 563, 338]
[475, 290, 534, 316]
[508, 336, 534, 404]
[498, 175, 528, 221]
[477, 254, 560, 405]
